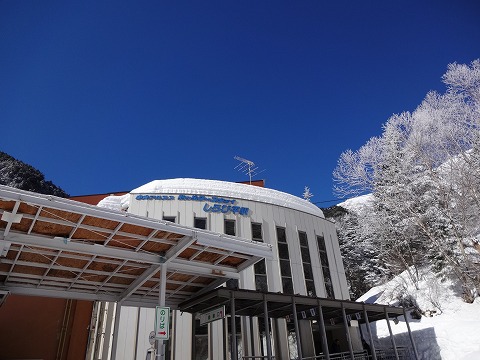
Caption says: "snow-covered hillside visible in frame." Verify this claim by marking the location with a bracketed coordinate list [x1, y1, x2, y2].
[358, 268, 480, 360]
[335, 194, 480, 359]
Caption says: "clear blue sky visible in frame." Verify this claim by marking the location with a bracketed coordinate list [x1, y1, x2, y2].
[1, 1, 479, 205]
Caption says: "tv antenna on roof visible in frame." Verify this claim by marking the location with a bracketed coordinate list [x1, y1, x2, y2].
[234, 156, 265, 184]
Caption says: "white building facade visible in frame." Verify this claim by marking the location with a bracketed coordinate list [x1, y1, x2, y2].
[99, 179, 350, 360]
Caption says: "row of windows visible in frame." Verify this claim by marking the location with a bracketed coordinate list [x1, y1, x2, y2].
[252, 224, 334, 299]
[165, 215, 235, 235]
[163, 215, 334, 298]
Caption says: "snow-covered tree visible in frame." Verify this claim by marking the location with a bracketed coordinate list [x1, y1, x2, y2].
[333, 59, 480, 302]
[324, 205, 383, 299]
[302, 186, 313, 202]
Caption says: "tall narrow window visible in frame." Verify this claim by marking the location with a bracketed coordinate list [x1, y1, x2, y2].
[252, 223, 268, 292]
[224, 219, 236, 236]
[317, 235, 334, 298]
[277, 227, 293, 294]
[299, 231, 315, 297]
[224, 219, 238, 289]
[194, 217, 207, 230]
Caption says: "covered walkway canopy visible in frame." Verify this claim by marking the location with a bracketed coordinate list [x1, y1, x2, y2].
[180, 287, 405, 325]
[0, 185, 273, 308]
[179, 288, 414, 360]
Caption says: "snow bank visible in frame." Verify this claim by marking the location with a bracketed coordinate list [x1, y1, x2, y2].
[357, 268, 480, 360]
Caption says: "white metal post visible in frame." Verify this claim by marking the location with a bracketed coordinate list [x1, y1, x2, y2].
[102, 302, 116, 360]
[156, 264, 167, 360]
[341, 303, 354, 359]
[403, 307, 419, 360]
[362, 304, 377, 360]
[384, 308, 399, 360]
[317, 301, 330, 360]
[291, 298, 303, 360]
[109, 302, 122, 360]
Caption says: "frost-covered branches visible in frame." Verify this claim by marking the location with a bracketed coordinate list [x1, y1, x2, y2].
[333, 137, 382, 197]
[443, 59, 480, 104]
[332, 59, 480, 302]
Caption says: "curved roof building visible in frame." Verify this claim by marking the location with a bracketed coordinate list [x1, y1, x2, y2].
[106, 178, 350, 359]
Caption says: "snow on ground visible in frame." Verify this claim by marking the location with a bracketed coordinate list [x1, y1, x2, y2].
[357, 268, 480, 360]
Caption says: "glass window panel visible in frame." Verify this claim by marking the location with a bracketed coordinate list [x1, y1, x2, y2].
[323, 274, 332, 285]
[163, 216, 176, 223]
[280, 259, 292, 277]
[252, 223, 263, 241]
[194, 217, 207, 229]
[225, 219, 236, 236]
[317, 235, 327, 252]
[301, 246, 311, 263]
[282, 278, 294, 294]
[276, 227, 287, 243]
[254, 259, 266, 274]
[303, 264, 313, 280]
[298, 231, 308, 247]
[306, 280, 316, 297]
[255, 275, 268, 292]
[325, 283, 334, 299]
[323, 273, 334, 299]
[278, 243, 290, 260]
[319, 252, 329, 267]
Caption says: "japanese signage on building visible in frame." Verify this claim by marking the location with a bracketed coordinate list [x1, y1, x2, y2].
[135, 194, 251, 216]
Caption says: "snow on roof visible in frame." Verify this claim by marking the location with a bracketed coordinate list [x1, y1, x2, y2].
[130, 178, 324, 218]
[97, 193, 130, 211]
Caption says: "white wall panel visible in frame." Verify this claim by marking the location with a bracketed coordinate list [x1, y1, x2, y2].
[135, 308, 155, 360]
[115, 306, 139, 360]
[172, 311, 192, 359]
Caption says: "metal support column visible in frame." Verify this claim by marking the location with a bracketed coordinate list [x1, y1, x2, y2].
[291, 298, 303, 360]
[362, 304, 377, 360]
[109, 302, 122, 360]
[90, 301, 105, 360]
[341, 303, 354, 360]
[230, 291, 238, 360]
[249, 316, 256, 358]
[263, 294, 273, 360]
[191, 313, 197, 360]
[224, 316, 228, 360]
[133, 307, 141, 358]
[384, 307, 399, 360]
[317, 301, 330, 360]
[102, 302, 116, 360]
[403, 307, 419, 360]
[156, 264, 167, 360]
